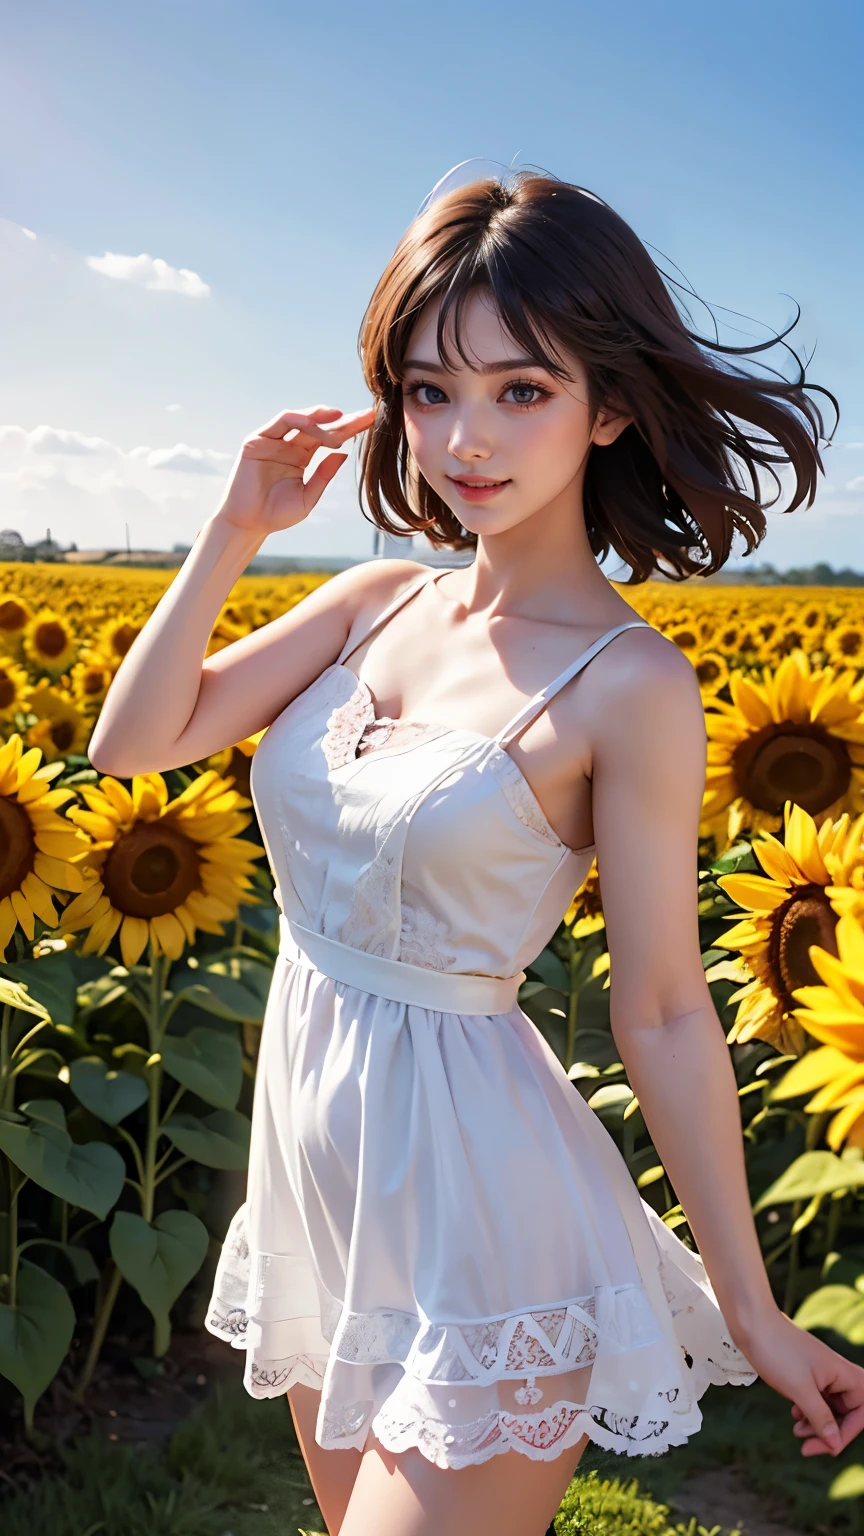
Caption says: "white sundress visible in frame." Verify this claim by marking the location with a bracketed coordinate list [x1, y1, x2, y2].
[206, 567, 757, 1470]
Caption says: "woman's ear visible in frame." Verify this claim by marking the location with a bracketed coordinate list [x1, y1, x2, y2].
[592, 403, 634, 447]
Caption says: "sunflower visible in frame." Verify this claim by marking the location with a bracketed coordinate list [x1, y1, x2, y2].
[25, 684, 91, 761]
[715, 802, 856, 1055]
[205, 730, 267, 799]
[702, 650, 864, 848]
[0, 596, 32, 657]
[69, 657, 113, 711]
[667, 622, 699, 653]
[563, 857, 605, 938]
[693, 651, 729, 696]
[58, 770, 267, 965]
[23, 608, 79, 677]
[0, 660, 32, 719]
[771, 914, 864, 1151]
[97, 617, 142, 671]
[0, 732, 94, 959]
[827, 623, 864, 668]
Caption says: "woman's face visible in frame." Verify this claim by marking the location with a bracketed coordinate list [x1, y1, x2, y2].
[400, 289, 629, 538]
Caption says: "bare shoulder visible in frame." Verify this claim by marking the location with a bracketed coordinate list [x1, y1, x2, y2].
[322, 557, 431, 624]
[565, 622, 705, 755]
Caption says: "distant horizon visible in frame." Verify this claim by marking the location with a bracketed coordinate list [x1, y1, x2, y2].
[2, 1, 860, 569]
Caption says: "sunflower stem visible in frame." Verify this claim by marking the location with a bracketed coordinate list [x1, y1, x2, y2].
[74, 1262, 123, 1400]
[154, 1155, 190, 1188]
[0, 1003, 12, 1111]
[142, 947, 170, 1225]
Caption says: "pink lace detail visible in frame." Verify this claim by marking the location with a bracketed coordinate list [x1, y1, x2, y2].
[488, 751, 561, 847]
[321, 686, 376, 769]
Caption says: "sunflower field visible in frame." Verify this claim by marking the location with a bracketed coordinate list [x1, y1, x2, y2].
[2, 562, 864, 1443]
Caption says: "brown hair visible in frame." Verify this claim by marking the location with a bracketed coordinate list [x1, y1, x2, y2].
[357, 173, 838, 582]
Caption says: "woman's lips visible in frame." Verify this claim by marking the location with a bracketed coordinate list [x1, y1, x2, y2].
[447, 476, 511, 502]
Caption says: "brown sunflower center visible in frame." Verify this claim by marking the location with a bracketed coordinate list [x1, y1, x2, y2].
[0, 600, 27, 633]
[696, 657, 722, 685]
[34, 621, 69, 658]
[0, 670, 16, 709]
[48, 718, 77, 753]
[102, 822, 201, 918]
[111, 624, 140, 659]
[733, 722, 851, 816]
[672, 629, 698, 651]
[838, 631, 863, 656]
[769, 885, 838, 1007]
[0, 794, 36, 899]
[82, 668, 105, 696]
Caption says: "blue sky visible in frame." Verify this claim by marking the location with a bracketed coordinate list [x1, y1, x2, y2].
[1, 0, 861, 568]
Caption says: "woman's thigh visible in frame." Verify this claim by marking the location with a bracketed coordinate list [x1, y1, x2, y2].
[287, 1382, 363, 1535]
[339, 1430, 589, 1536]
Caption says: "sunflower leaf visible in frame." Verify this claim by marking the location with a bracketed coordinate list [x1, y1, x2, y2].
[109, 1209, 209, 1357]
[0, 1263, 76, 1423]
[710, 842, 759, 876]
[69, 1056, 150, 1125]
[525, 948, 570, 993]
[162, 1108, 251, 1169]
[794, 1283, 864, 1344]
[0, 1110, 125, 1217]
[0, 977, 50, 1020]
[160, 1027, 243, 1110]
[0, 952, 79, 1025]
[754, 1150, 864, 1211]
[168, 970, 266, 1023]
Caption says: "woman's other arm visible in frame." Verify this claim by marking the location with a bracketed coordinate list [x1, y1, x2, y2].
[88, 405, 419, 777]
[587, 629, 864, 1458]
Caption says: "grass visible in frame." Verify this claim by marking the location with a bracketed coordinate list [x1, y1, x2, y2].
[2, 1379, 863, 1536]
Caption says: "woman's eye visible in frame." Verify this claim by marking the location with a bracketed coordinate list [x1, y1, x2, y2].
[407, 382, 448, 407]
[504, 382, 545, 407]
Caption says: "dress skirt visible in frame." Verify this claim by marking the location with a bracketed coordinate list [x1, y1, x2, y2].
[206, 927, 757, 1471]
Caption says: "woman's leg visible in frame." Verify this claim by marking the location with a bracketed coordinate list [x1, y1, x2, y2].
[339, 1431, 590, 1536]
[287, 1383, 363, 1534]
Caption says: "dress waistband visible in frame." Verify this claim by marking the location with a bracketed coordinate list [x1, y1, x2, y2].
[278, 917, 525, 1015]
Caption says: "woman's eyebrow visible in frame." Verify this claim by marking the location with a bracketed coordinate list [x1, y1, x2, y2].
[401, 356, 543, 375]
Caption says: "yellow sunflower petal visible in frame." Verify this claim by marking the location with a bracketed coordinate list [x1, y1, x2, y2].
[718, 873, 788, 911]
[150, 911, 187, 960]
[119, 914, 150, 968]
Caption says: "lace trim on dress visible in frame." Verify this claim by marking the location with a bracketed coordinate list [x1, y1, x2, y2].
[204, 1205, 756, 1465]
[488, 750, 562, 847]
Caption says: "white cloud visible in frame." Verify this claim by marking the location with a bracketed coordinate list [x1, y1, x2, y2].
[144, 444, 233, 475]
[847, 476, 864, 493]
[85, 251, 211, 298]
[20, 226, 36, 240]
[166, 403, 182, 412]
[29, 425, 119, 456]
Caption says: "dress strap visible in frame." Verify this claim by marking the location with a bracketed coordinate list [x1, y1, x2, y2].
[494, 620, 652, 748]
[336, 567, 447, 666]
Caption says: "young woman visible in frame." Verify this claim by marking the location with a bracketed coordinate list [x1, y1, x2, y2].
[90, 168, 864, 1536]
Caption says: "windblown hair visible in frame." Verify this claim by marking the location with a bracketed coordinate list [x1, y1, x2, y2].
[358, 173, 837, 582]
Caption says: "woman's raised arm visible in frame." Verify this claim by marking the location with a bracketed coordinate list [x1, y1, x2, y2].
[587, 629, 864, 1459]
[87, 404, 416, 778]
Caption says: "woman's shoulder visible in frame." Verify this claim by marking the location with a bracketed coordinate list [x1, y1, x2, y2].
[558, 616, 704, 746]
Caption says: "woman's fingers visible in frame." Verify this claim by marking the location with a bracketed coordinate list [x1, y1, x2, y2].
[301, 450, 349, 511]
[257, 404, 375, 449]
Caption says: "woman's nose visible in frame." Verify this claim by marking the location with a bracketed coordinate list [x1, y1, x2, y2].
[447, 412, 494, 461]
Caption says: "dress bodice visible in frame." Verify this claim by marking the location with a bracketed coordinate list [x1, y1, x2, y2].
[249, 571, 649, 981]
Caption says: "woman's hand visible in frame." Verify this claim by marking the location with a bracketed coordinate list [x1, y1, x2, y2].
[214, 403, 376, 537]
[735, 1306, 864, 1457]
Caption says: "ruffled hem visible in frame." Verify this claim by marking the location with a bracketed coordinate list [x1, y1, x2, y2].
[205, 1203, 757, 1468]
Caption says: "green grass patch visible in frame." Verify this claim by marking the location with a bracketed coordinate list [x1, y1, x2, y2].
[2, 1380, 863, 1536]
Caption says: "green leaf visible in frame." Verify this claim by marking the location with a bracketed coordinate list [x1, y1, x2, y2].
[0, 1263, 75, 1423]
[160, 1027, 243, 1109]
[754, 1151, 864, 1211]
[0, 976, 50, 1020]
[0, 1109, 125, 1218]
[19, 1098, 66, 1129]
[587, 1084, 634, 1110]
[1, 952, 79, 1025]
[170, 967, 266, 1023]
[162, 1108, 251, 1169]
[525, 948, 570, 994]
[109, 1209, 209, 1356]
[822, 1250, 864, 1290]
[711, 841, 759, 875]
[69, 1056, 149, 1126]
[794, 1284, 864, 1344]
